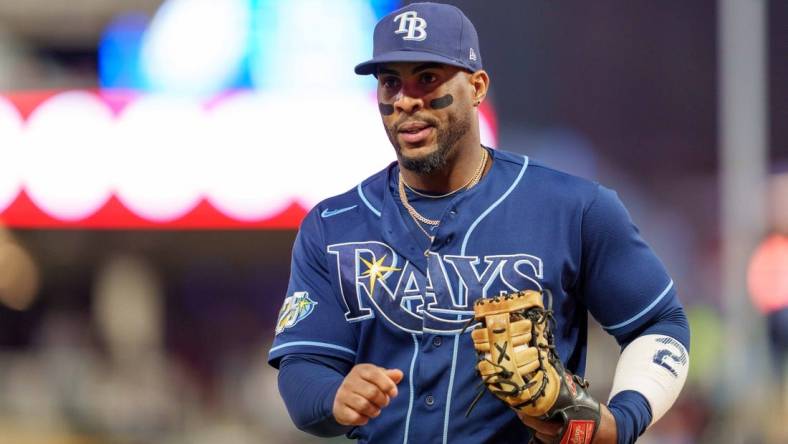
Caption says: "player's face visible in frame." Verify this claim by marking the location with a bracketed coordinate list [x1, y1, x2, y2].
[377, 62, 475, 174]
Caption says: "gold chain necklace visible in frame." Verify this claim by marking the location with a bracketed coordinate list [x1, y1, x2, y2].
[398, 149, 488, 237]
[405, 178, 466, 199]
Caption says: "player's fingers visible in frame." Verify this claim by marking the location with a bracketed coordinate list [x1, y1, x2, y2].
[356, 382, 391, 409]
[334, 404, 370, 426]
[385, 368, 405, 385]
[334, 373, 374, 424]
[351, 380, 391, 409]
[354, 364, 385, 384]
[358, 365, 401, 397]
[344, 392, 382, 419]
[334, 384, 376, 424]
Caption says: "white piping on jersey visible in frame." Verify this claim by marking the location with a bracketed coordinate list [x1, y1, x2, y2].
[403, 334, 419, 444]
[427, 308, 475, 316]
[442, 334, 461, 444]
[442, 155, 530, 444]
[269, 341, 357, 356]
[357, 182, 381, 217]
[458, 155, 530, 255]
[601, 280, 674, 330]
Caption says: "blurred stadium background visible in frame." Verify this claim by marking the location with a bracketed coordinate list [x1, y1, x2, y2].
[0, 0, 785, 443]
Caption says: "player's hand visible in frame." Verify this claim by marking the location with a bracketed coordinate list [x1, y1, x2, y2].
[333, 364, 404, 426]
[517, 403, 617, 444]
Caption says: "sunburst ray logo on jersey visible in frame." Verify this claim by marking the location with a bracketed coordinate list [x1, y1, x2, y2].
[275, 291, 318, 335]
[360, 254, 400, 295]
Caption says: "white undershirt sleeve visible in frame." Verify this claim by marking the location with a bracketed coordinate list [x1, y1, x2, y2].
[607, 334, 689, 426]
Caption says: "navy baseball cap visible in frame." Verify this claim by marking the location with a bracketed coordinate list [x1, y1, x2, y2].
[354, 2, 483, 75]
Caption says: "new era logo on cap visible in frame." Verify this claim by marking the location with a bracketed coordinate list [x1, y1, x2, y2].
[354, 2, 483, 75]
[394, 11, 427, 41]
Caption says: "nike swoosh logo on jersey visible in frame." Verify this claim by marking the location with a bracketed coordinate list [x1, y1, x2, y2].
[321, 205, 358, 218]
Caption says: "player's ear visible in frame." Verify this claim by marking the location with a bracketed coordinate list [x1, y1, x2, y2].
[470, 70, 489, 107]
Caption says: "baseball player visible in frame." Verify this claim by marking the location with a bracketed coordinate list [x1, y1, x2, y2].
[269, 3, 690, 443]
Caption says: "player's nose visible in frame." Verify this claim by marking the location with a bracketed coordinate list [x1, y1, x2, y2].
[393, 92, 424, 115]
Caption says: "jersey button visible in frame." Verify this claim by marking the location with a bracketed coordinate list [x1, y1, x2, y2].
[449, 209, 457, 217]
[432, 336, 442, 347]
[425, 395, 435, 406]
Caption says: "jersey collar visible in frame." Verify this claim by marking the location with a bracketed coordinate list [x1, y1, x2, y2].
[378, 148, 529, 272]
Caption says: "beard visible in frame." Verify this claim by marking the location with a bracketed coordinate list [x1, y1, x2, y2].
[386, 111, 472, 175]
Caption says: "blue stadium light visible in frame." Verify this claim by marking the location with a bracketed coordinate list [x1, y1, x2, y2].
[99, 0, 401, 94]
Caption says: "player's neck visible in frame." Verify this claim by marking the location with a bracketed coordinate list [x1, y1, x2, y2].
[400, 141, 489, 194]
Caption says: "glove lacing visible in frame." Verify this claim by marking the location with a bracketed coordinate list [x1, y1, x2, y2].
[464, 297, 558, 417]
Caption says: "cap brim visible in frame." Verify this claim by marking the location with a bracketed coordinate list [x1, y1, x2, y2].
[354, 50, 471, 75]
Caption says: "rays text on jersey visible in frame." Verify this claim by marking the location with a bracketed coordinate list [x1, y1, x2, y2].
[327, 241, 544, 334]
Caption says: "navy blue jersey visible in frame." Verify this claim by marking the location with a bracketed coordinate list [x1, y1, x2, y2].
[269, 149, 676, 444]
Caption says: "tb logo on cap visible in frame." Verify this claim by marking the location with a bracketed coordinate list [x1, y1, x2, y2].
[394, 11, 427, 41]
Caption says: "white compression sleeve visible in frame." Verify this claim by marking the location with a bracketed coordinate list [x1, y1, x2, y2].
[607, 334, 689, 426]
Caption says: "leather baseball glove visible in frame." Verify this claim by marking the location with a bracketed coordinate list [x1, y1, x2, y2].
[468, 290, 601, 444]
